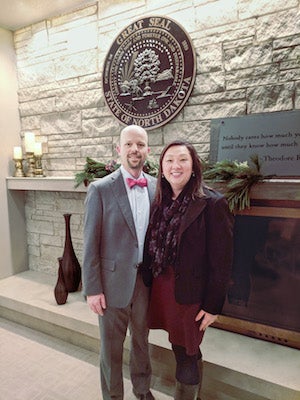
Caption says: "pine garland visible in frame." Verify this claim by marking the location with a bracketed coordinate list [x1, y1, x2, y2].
[75, 154, 269, 212]
[74, 157, 158, 188]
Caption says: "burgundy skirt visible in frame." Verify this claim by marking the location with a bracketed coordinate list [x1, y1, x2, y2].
[148, 266, 204, 356]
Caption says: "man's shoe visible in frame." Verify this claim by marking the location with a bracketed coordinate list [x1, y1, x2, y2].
[133, 389, 155, 400]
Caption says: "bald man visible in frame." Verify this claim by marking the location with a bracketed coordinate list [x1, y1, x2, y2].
[83, 125, 157, 400]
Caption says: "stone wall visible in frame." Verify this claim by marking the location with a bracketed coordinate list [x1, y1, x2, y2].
[13, 0, 300, 274]
[25, 191, 85, 274]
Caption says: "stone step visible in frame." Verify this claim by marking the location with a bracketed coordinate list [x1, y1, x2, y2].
[0, 270, 299, 400]
[0, 270, 99, 351]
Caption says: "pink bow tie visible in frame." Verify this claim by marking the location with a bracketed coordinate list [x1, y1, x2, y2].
[126, 177, 148, 188]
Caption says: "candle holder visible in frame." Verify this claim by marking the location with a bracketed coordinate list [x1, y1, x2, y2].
[25, 152, 36, 177]
[13, 158, 25, 177]
[34, 154, 44, 177]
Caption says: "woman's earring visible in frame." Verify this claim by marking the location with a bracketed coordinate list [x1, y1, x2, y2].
[162, 173, 165, 178]
[192, 172, 195, 177]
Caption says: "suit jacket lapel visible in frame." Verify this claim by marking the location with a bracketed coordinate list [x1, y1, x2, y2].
[146, 175, 156, 203]
[178, 197, 207, 243]
[110, 169, 137, 240]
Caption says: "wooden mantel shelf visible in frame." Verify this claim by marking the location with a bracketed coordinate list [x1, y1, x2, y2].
[6, 177, 300, 200]
[210, 178, 300, 202]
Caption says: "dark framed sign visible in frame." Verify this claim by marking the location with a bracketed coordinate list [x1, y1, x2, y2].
[102, 16, 196, 130]
[210, 110, 300, 177]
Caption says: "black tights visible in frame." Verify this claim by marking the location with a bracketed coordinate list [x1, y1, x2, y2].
[172, 344, 202, 385]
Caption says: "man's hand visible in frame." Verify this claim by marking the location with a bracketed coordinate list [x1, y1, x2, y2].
[87, 293, 107, 316]
[195, 309, 218, 331]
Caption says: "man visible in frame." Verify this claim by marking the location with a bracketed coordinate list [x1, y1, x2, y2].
[83, 125, 156, 400]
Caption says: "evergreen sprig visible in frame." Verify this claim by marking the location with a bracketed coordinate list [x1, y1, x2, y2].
[202, 155, 268, 212]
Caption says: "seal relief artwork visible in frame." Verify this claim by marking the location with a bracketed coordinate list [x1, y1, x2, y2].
[102, 16, 196, 130]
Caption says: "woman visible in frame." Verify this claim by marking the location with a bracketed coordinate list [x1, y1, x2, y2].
[142, 140, 234, 400]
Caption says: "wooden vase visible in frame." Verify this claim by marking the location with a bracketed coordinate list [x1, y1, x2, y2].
[54, 257, 68, 305]
[61, 213, 81, 292]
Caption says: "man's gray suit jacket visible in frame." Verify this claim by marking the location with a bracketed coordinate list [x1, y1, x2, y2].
[83, 168, 156, 308]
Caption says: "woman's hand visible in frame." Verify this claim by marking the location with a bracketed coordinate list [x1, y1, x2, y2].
[87, 293, 107, 316]
[195, 309, 218, 331]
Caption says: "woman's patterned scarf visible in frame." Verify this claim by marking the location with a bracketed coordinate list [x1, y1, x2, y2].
[147, 185, 192, 277]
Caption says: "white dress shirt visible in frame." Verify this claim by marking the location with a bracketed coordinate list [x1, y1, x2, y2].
[120, 165, 150, 263]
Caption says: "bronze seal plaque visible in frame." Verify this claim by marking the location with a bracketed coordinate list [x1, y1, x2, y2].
[102, 16, 196, 130]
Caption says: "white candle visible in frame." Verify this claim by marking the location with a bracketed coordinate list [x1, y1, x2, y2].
[34, 142, 42, 156]
[24, 132, 35, 153]
[13, 146, 23, 159]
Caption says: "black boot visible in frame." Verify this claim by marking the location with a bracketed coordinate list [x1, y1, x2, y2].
[196, 358, 203, 400]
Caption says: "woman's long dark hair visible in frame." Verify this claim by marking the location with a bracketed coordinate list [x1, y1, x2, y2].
[154, 140, 205, 205]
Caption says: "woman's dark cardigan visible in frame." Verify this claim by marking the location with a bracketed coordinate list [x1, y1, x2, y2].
[142, 187, 234, 316]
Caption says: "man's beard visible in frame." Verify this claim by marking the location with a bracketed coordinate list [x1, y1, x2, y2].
[127, 156, 143, 170]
